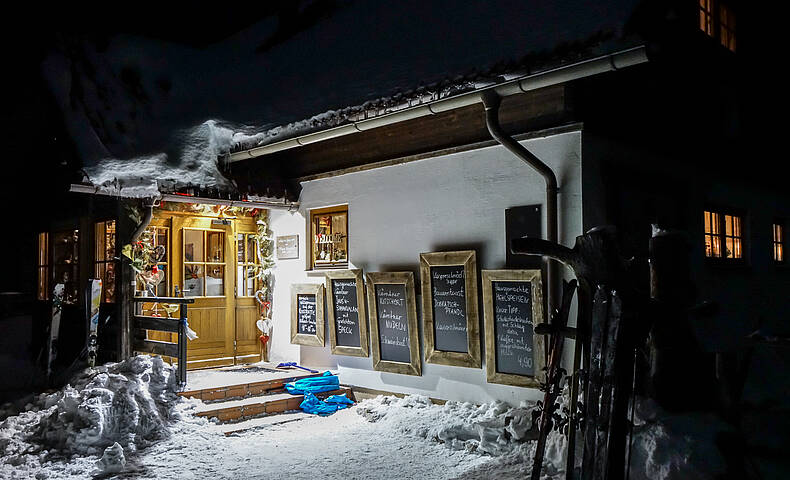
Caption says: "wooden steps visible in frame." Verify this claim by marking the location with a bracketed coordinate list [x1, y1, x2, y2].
[178, 370, 325, 402]
[216, 411, 311, 436]
[179, 367, 354, 435]
[190, 386, 354, 435]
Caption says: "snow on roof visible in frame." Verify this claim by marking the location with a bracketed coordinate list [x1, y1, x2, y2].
[82, 121, 237, 198]
[228, 30, 624, 155]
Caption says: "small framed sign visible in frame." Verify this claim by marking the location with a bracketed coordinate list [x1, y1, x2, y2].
[276, 235, 299, 260]
[419, 250, 481, 368]
[325, 269, 369, 357]
[290, 283, 325, 346]
[481, 269, 545, 387]
[366, 272, 421, 376]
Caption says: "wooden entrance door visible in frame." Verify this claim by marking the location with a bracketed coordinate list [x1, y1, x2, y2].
[234, 230, 264, 363]
[174, 217, 236, 369]
[143, 209, 263, 369]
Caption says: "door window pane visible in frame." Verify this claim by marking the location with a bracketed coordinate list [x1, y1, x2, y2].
[246, 266, 257, 296]
[237, 234, 245, 262]
[184, 264, 204, 297]
[184, 230, 204, 262]
[207, 265, 224, 296]
[207, 232, 224, 262]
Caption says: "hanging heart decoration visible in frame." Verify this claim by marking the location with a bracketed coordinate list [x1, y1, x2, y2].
[254, 289, 267, 306]
[152, 245, 166, 263]
[139, 268, 165, 286]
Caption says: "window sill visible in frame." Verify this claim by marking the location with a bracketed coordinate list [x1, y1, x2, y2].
[306, 268, 349, 277]
[703, 258, 750, 270]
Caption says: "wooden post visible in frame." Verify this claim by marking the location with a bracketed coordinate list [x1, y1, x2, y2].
[178, 303, 187, 386]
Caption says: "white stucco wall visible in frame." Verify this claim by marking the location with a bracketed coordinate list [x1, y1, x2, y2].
[267, 130, 583, 405]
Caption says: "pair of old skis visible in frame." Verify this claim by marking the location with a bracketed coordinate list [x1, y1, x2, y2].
[46, 279, 102, 382]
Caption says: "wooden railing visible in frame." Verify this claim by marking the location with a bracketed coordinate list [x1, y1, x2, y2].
[132, 296, 194, 386]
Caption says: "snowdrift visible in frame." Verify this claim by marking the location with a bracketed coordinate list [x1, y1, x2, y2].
[356, 394, 570, 479]
[0, 355, 185, 476]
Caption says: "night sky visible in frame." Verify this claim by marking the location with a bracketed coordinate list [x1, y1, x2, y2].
[0, 1, 775, 294]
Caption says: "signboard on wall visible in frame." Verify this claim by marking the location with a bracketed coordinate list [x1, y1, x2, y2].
[366, 272, 421, 376]
[276, 235, 299, 259]
[419, 250, 481, 369]
[482, 269, 545, 387]
[290, 283, 325, 346]
[325, 269, 369, 357]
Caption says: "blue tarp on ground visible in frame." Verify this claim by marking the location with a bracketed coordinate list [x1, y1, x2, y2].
[285, 371, 339, 395]
[300, 392, 354, 416]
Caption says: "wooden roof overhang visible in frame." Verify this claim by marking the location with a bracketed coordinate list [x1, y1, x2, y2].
[226, 84, 574, 193]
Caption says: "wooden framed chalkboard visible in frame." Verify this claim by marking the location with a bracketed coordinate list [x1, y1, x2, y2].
[481, 269, 545, 387]
[325, 269, 369, 357]
[366, 272, 421, 376]
[419, 251, 481, 368]
[290, 283, 325, 347]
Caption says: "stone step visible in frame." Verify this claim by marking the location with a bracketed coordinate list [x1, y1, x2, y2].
[195, 387, 354, 423]
[217, 411, 312, 436]
[179, 369, 325, 403]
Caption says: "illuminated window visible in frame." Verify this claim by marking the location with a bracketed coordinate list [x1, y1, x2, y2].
[183, 229, 225, 297]
[699, 0, 714, 36]
[699, 0, 736, 52]
[309, 206, 348, 270]
[719, 4, 736, 52]
[135, 226, 170, 297]
[52, 229, 80, 303]
[704, 210, 743, 259]
[37, 232, 49, 300]
[774, 222, 785, 263]
[94, 220, 117, 303]
[237, 233, 261, 296]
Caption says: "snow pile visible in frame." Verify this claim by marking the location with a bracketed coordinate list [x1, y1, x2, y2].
[95, 442, 126, 473]
[356, 394, 570, 479]
[628, 397, 731, 480]
[83, 120, 236, 198]
[0, 355, 185, 477]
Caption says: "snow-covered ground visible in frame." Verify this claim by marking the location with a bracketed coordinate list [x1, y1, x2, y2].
[0, 355, 736, 479]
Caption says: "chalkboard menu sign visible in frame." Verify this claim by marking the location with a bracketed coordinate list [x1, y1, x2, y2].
[375, 283, 411, 363]
[482, 270, 545, 387]
[492, 281, 533, 376]
[366, 272, 421, 376]
[297, 294, 318, 334]
[290, 283, 325, 347]
[419, 251, 481, 368]
[325, 269, 369, 357]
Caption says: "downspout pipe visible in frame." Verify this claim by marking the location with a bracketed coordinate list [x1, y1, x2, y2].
[130, 201, 155, 242]
[480, 90, 559, 320]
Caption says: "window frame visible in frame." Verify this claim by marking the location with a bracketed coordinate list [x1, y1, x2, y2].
[307, 205, 349, 271]
[182, 227, 227, 298]
[94, 219, 117, 303]
[703, 208, 746, 263]
[698, 0, 736, 53]
[773, 220, 786, 264]
[236, 232, 261, 297]
[37, 232, 50, 301]
[51, 228, 80, 304]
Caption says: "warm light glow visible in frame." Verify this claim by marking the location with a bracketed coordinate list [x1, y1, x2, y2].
[704, 210, 721, 257]
[719, 4, 736, 52]
[94, 220, 117, 302]
[699, 0, 714, 36]
[705, 210, 742, 259]
[774, 223, 785, 262]
[37, 232, 49, 300]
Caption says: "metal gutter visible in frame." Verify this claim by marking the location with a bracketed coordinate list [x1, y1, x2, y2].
[480, 90, 560, 331]
[69, 184, 300, 211]
[228, 45, 648, 163]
